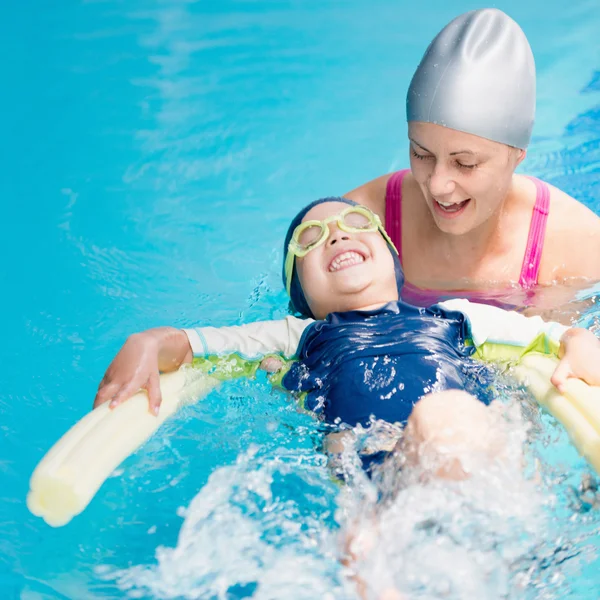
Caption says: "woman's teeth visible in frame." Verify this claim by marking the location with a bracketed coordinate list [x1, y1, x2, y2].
[329, 251, 365, 272]
[436, 199, 470, 212]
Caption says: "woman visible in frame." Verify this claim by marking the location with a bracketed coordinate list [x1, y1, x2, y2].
[346, 9, 600, 311]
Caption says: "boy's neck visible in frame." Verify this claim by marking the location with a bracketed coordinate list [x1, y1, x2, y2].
[351, 301, 393, 312]
[312, 286, 400, 319]
[322, 295, 399, 318]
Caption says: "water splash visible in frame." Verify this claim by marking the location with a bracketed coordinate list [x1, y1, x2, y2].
[104, 447, 352, 599]
[101, 393, 600, 600]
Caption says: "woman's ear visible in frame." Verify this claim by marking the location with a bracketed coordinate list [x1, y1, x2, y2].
[515, 148, 527, 167]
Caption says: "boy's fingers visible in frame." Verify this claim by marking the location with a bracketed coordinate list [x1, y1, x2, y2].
[551, 361, 572, 392]
[109, 380, 144, 409]
[147, 372, 162, 416]
[93, 381, 121, 409]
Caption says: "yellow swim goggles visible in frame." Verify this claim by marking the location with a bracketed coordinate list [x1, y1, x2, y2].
[284, 205, 398, 296]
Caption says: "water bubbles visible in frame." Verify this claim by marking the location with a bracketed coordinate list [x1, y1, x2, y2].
[103, 448, 346, 599]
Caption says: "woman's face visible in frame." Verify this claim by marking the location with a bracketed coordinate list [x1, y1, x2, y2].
[408, 122, 525, 235]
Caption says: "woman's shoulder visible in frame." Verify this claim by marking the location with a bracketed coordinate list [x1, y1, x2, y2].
[528, 176, 600, 281]
[544, 181, 600, 242]
[515, 174, 599, 230]
[344, 172, 396, 218]
[547, 181, 599, 221]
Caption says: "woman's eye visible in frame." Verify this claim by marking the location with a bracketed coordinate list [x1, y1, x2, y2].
[411, 149, 431, 160]
[457, 162, 477, 170]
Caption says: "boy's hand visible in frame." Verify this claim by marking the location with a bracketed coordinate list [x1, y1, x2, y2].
[94, 332, 162, 414]
[259, 356, 284, 373]
[93, 327, 192, 415]
[551, 328, 600, 393]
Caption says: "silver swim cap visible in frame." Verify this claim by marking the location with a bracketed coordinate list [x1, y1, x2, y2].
[407, 9, 535, 149]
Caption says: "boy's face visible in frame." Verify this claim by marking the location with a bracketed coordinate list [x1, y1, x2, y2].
[296, 202, 399, 319]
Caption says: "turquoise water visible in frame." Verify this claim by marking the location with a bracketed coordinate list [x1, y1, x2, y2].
[2, 0, 600, 598]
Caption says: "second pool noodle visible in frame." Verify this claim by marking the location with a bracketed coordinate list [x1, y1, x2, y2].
[514, 353, 600, 474]
[26, 348, 600, 528]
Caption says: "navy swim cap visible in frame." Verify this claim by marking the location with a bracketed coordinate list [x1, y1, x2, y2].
[282, 197, 404, 318]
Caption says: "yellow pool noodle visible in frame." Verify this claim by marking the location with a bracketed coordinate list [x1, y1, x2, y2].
[514, 353, 600, 474]
[29, 352, 600, 527]
[27, 366, 218, 527]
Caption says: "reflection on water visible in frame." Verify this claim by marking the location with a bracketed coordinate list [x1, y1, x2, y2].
[520, 280, 600, 325]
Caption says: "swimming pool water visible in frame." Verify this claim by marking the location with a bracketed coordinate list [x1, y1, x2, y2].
[2, 0, 600, 598]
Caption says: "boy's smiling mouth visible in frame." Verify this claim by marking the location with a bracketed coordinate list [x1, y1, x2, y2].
[328, 250, 367, 273]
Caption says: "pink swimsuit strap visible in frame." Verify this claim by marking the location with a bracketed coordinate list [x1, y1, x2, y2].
[384, 169, 410, 265]
[519, 177, 550, 288]
[384, 170, 551, 289]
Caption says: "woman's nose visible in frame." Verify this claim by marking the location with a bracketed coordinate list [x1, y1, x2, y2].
[428, 164, 456, 198]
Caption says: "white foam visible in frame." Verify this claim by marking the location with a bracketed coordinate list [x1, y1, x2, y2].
[106, 448, 349, 599]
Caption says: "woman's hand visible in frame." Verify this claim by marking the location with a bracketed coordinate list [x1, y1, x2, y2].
[551, 328, 600, 393]
[93, 327, 193, 414]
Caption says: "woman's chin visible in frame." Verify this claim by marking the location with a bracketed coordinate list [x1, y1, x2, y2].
[433, 214, 476, 236]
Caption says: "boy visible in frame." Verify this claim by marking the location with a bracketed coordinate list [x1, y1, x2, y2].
[94, 197, 600, 479]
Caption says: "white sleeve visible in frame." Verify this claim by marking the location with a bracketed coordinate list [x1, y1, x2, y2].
[437, 298, 569, 350]
[182, 316, 313, 360]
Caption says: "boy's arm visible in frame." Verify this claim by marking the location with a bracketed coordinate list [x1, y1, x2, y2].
[437, 298, 569, 354]
[438, 298, 600, 389]
[182, 315, 312, 360]
[94, 317, 312, 414]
